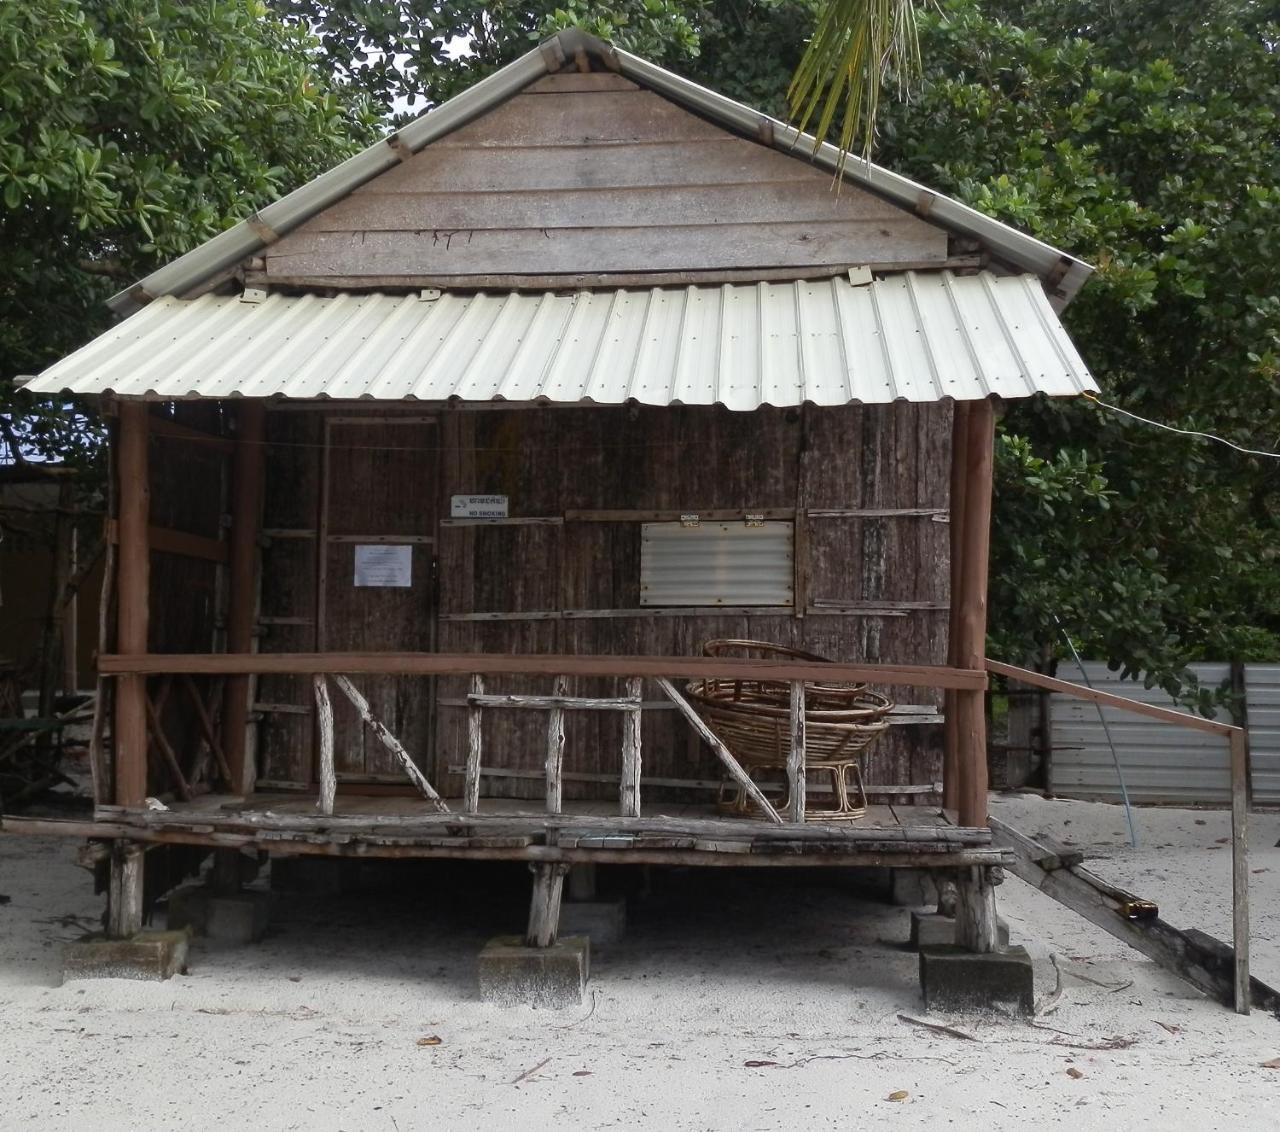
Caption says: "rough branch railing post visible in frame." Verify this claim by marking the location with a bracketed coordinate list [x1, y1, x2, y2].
[1229, 727, 1250, 1015]
[314, 674, 335, 815]
[546, 675, 568, 814]
[620, 676, 643, 817]
[787, 680, 807, 823]
[464, 674, 483, 813]
[330, 673, 449, 813]
[655, 676, 784, 825]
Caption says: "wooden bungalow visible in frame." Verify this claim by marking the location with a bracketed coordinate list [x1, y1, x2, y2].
[13, 30, 1102, 979]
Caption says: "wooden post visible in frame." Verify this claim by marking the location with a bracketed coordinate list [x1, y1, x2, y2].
[620, 676, 642, 817]
[526, 862, 569, 948]
[1229, 727, 1250, 1014]
[546, 675, 568, 814]
[223, 402, 265, 796]
[943, 401, 970, 812]
[110, 402, 149, 938]
[314, 674, 335, 815]
[954, 865, 1000, 953]
[787, 679, 807, 823]
[464, 674, 484, 813]
[954, 399, 995, 828]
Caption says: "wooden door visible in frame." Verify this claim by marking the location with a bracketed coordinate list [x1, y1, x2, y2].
[320, 416, 438, 783]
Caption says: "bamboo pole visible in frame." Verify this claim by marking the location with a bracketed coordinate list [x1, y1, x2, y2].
[955, 399, 995, 828]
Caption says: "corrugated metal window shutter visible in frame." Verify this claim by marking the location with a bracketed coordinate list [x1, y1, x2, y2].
[639, 521, 793, 607]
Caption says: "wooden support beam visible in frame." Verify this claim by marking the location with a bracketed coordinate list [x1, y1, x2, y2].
[114, 402, 149, 829]
[464, 674, 484, 813]
[329, 674, 448, 812]
[143, 694, 192, 801]
[105, 520, 228, 564]
[787, 680, 807, 824]
[224, 401, 265, 795]
[655, 677, 783, 825]
[943, 401, 970, 812]
[546, 676, 568, 815]
[100, 652, 989, 691]
[954, 399, 995, 828]
[620, 676, 642, 818]
[314, 675, 335, 815]
[527, 862, 569, 948]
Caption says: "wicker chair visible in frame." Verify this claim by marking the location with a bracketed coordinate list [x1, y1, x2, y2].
[686, 640, 893, 821]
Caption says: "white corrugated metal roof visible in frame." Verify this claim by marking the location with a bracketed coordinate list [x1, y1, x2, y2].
[106, 29, 1091, 316]
[27, 271, 1096, 407]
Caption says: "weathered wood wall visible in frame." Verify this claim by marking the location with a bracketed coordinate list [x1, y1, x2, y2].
[261, 72, 949, 290]
[247, 403, 950, 801]
[434, 404, 951, 801]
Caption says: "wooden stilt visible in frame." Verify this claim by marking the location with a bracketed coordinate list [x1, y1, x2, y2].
[107, 841, 144, 939]
[954, 399, 995, 829]
[943, 401, 970, 813]
[954, 865, 1000, 953]
[526, 862, 569, 948]
[224, 402, 265, 796]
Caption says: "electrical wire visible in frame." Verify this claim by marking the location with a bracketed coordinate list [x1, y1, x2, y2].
[1083, 391, 1280, 460]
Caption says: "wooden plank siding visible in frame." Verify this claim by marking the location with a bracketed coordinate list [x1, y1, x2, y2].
[262, 75, 948, 289]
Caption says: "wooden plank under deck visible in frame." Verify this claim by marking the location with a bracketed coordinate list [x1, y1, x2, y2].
[26, 793, 1014, 870]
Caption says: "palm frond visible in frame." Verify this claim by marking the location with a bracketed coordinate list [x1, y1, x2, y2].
[787, 0, 922, 172]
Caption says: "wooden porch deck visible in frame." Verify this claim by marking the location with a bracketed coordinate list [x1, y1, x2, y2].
[69, 792, 1012, 871]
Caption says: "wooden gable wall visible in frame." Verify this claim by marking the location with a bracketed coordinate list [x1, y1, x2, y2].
[260, 73, 951, 289]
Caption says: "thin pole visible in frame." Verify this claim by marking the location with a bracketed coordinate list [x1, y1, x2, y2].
[944, 401, 970, 812]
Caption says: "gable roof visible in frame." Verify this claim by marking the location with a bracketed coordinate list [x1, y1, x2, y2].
[108, 29, 1092, 316]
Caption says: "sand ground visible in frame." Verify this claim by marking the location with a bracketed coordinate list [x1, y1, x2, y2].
[1, 794, 1278, 1132]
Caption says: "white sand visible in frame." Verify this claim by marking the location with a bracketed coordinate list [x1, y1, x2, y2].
[1, 795, 1277, 1131]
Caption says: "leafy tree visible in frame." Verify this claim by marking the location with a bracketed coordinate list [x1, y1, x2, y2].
[0, 0, 378, 465]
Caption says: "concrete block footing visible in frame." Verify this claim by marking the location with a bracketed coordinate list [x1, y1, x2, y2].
[62, 930, 190, 983]
[918, 944, 1034, 1016]
[167, 886, 271, 943]
[909, 911, 1010, 950]
[560, 899, 626, 944]
[478, 935, 590, 1009]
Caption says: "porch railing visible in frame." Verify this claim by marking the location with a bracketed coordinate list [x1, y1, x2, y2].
[98, 652, 987, 829]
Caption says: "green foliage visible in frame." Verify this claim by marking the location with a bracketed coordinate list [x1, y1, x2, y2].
[866, 0, 1280, 700]
[0, 0, 377, 466]
[266, 0, 707, 118]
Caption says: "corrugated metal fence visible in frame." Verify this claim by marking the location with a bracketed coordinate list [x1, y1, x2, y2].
[1037, 661, 1280, 806]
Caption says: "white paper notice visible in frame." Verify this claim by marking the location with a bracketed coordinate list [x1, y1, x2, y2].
[353, 544, 412, 588]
